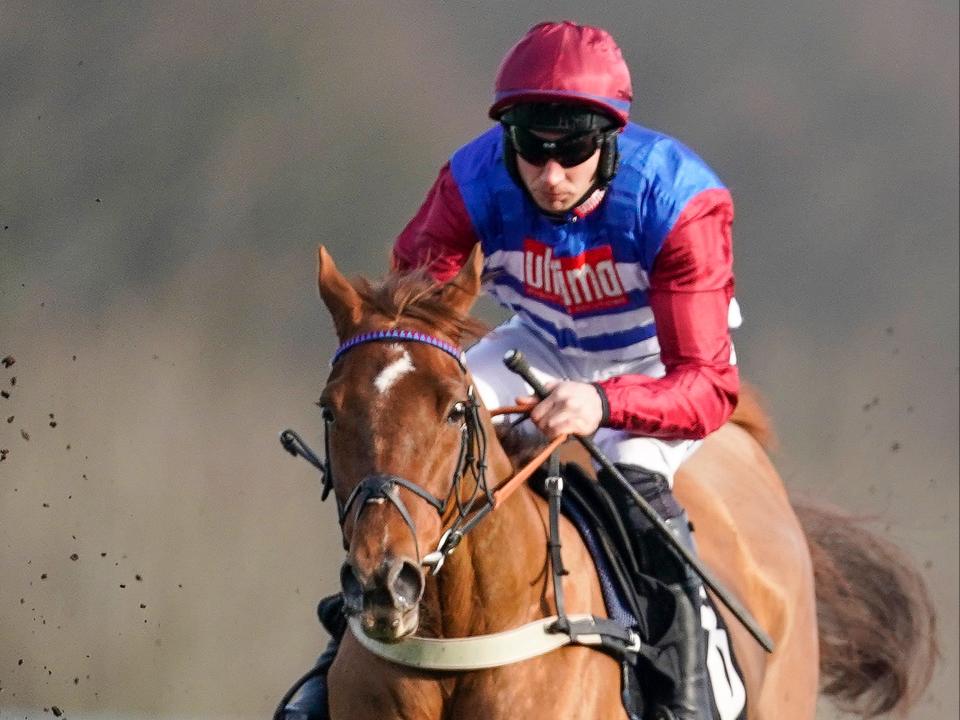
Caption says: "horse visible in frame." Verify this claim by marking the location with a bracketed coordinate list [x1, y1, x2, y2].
[311, 244, 937, 719]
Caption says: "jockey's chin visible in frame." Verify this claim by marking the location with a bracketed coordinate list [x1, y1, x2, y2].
[516, 151, 600, 215]
[359, 603, 420, 643]
[533, 190, 578, 213]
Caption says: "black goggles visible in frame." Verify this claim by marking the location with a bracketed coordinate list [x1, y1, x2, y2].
[506, 125, 603, 168]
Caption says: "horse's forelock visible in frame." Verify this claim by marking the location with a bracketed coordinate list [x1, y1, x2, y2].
[353, 269, 488, 343]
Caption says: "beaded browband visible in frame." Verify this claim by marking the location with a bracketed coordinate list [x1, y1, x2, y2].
[331, 329, 467, 369]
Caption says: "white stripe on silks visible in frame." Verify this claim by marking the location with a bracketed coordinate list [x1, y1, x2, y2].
[488, 283, 657, 337]
[484, 249, 525, 280]
[513, 315, 662, 361]
[613, 261, 650, 292]
[373, 346, 415, 394]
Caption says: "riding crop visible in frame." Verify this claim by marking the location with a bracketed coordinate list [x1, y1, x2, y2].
[503, 349, 775, 654]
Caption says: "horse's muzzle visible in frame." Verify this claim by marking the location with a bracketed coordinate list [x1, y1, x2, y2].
[340, 558, 424, 642]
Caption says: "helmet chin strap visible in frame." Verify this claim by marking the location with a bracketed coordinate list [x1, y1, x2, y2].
[567, 181, 607, 216]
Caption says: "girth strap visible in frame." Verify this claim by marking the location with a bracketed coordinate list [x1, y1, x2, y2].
[552, 616, 641, 660]
[347, 613, 639, 671]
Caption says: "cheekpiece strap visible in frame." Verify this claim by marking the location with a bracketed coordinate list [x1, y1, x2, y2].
[332, 329, 467, 370]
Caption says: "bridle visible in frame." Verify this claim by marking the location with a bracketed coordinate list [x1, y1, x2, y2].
[281, 328, 511, 574]
[278, 328, 647, 680]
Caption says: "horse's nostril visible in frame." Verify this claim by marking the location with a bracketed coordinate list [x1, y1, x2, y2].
[339, 562, 363, 613]
[393, 559, 425, 608]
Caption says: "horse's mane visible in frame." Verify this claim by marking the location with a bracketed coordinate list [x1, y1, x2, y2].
[352, 268, 488, 344]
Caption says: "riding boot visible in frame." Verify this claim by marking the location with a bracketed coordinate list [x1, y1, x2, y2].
[274, 594, 347, 720]
[649, 512, 714, 720]
[599, 465, 714, 720]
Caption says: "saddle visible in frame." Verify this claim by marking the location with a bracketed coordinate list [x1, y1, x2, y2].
[530, 462, 744, 720]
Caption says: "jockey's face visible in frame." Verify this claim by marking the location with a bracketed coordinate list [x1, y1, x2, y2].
[515, 130, 601, 213]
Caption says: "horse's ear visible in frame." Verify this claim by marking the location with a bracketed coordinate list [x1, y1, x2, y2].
[440, 244, 484, 318]
[317, 246, 363, 338]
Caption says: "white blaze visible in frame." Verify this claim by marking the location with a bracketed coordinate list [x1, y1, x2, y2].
[373, 346, 415, 395]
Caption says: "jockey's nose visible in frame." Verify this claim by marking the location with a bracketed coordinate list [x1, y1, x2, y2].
[340, 556, 425, 616]
[540, 158, 566, 186]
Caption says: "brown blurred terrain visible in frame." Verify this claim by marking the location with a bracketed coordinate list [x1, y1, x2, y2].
[0, 2, 957, 718]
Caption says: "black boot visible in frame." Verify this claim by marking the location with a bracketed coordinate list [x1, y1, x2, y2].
[274, 594, 347, 720]
[652, 512, 714, 720]
[599, 465, 713, 720]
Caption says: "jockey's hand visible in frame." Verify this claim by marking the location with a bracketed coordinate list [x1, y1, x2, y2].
[515, 380, 604, 440]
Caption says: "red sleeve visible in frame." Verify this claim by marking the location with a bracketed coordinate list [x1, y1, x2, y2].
[596, 188, 739, 439]
[391, 163, 479, 282]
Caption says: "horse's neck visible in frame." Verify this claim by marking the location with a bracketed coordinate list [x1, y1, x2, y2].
[426, 429, 549, 639]
[431, 485, 547, 637]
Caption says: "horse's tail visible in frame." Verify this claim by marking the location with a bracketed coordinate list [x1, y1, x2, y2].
[730, 384, 937, 714]
[794, 500, 938, 717]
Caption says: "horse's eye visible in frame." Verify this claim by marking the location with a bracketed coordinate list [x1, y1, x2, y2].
[447, 401, 466, 424]
[320, 406, 335, 423]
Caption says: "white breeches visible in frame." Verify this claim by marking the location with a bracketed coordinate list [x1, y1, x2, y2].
[465, 317, 701, 486]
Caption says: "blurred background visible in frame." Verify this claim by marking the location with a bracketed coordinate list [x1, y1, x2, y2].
[0, 2, 956, 718]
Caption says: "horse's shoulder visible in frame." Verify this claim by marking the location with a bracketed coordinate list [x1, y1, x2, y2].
[675, 424, 813, 644]
[679, 423, 787, 507]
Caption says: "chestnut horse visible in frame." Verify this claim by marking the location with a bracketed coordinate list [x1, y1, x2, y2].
[312, 245, 936, 720]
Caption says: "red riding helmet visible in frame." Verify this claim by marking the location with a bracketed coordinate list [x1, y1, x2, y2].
[489, 21, 633, 128]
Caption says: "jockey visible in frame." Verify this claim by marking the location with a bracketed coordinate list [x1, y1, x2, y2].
[279, 20, 738, 720]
